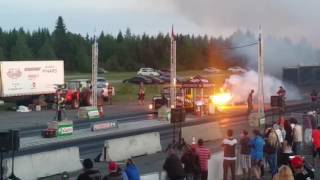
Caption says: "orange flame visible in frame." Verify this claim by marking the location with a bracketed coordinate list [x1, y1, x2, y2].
[210, 92, 232, 106]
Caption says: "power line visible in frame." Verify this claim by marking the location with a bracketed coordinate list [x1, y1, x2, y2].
[212, 41, 258, 52]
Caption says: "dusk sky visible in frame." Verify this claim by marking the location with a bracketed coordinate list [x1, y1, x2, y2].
[1, 0, 319, 46]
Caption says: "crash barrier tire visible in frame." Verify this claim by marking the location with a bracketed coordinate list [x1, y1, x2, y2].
[181, 122, 222, 144]
[100, 132, 162, 162]
[4, 147, 82, 180]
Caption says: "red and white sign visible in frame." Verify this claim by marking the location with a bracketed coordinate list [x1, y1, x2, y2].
[0, 61, 64, 97]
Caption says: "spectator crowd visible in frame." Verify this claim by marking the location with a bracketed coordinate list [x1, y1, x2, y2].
[76, 112, 319, 180]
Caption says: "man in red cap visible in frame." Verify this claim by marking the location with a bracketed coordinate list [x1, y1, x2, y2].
[103, 161, 123, 180]
[290, 156, 314, 180]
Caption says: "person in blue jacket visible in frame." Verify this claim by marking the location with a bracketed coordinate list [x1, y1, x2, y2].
[250, 129, 265, 180]
[125, 158, 140, 180]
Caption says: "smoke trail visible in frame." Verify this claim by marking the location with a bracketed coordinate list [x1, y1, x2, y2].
[224, 70, 302, 103]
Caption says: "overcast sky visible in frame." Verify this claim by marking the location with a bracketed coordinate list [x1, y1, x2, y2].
[1, 0, 319, 46]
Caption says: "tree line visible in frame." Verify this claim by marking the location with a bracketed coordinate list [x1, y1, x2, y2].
[0, 16, 267, 72]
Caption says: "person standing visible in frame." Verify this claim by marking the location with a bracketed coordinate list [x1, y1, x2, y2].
[124, 159, 140, 180]
[239, 130, 252, 179]
[222, 129, 237, 180]
[138, 82, 145, 105]
[264, 128, 279, 177]
[250, 129, 265, 180]
[181, 146, 201, 180]
[107, 84, 113, 105]
[312, 126, 320, 168]
[310, 89, 318, 110]
[277, 86, 286, 111]
[291, 118, 303, 155]
[163, 148, 186, 180]
[247, 89, 254, 114]
[303, 112, 317, 145]
[196, 139, 211, 180]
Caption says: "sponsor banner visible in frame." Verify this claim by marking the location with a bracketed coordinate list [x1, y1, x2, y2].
[1, 61, 64, 97]
[57, 124, 73, 136]
[91, 121, 118, 131]
[87, 109, 100, 119]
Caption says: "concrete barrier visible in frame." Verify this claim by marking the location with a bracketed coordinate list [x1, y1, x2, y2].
[181, 122, 222, 144]
[4, 147, 82, 180]
[208, 151, 223, 180]
[101, 132, 162, 162]
[141, 172, 160, 180]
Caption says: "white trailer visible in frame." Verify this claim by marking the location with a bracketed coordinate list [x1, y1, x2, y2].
[0, 60, 64, 100]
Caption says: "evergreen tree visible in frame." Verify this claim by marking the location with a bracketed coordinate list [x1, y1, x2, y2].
[117, 31, 124, 43]
[37, 39, 56, 59]
[74, 42, 90, 72]
[53, 16, 72, 69]
[0, 47, 4, 60]
[10, 34, 33, 60]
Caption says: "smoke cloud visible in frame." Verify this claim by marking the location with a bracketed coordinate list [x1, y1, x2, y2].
[224, 70, 302, 103]
[171, 0, 320, 77]
[171, 0, 320, 46]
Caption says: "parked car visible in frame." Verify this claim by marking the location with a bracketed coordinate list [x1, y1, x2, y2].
[158, 69, 170, 76]
[158, 75, 170, 83]
[98, 68, 108, 74]
[96, 78, 109, 98]
[203, 67, 221, 73]
[228, 66, 247, 73]
[145, 76, 165, 84]
[137, 68, 160, 76]
[123, 76, 153, 84]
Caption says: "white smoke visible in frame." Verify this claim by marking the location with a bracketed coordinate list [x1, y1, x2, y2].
[225, 70, 302, 103]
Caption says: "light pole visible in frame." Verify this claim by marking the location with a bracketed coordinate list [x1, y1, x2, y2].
[92, 36, 98, 108]
[257, 26, 265, 128]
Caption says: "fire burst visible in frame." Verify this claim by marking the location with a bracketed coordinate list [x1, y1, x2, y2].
[210, 92, 232, 106]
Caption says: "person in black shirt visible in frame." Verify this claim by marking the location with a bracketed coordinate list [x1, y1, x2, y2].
[240, 130, 251, 179]
[290, 156, 314, 180]
[77, 158, 102, 180]
[163, 148, 186, 180]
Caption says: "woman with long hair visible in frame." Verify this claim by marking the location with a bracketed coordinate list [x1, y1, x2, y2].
[272, 165, 294, 180]
[264, 129, 279, 177]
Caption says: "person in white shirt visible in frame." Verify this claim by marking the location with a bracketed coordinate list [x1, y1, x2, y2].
[290, 118, 303, 155]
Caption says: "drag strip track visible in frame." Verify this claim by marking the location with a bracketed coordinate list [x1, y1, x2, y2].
[12, 103, 310, 159]
[20, 112, 153, 137]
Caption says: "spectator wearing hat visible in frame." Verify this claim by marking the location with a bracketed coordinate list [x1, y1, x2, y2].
[290, 156, 314, 180]
[103, 161, 123, 180]
[196, 139, 211, 180]
[125, 158, 140, 180]
[77, 158, 102, 180]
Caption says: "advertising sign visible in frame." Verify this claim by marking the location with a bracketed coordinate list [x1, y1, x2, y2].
[57, 124, 73, 136]
[0, 61, 64, 97]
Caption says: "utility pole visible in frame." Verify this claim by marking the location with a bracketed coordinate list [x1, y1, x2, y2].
[257, 26, 265, 127]
[170, 25, 177, 110]
[92, 36, 98, 108]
